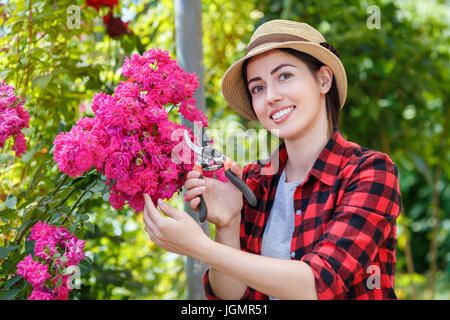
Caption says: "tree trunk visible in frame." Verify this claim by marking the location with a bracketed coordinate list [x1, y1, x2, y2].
[174, 0, 209, 300]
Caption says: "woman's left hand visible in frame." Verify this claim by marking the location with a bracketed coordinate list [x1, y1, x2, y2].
[143, 193, 209, 257]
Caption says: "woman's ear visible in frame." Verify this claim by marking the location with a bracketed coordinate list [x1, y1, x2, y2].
[317, 66, 333, 95]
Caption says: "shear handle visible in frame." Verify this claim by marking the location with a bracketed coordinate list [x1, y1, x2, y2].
[224, 169, 257, 207]
[223, 158, 257, 207]
[192, 164, 208, 223]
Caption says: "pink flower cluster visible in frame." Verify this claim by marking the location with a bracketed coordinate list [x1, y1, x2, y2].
[16, 221, 86, 300]
[0, 79, 29, 157]
[53, 48, 226, 213]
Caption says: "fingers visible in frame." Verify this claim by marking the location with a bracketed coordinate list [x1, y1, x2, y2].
[143, 194, 162, 227]
[230, 161, 243, 179]
[184, 186, 206, 205]
[189, 197, 201, 211]
[186, 170, 200, 179]
[184, 171, 206, 211]
[185, 178, 206, 190]
[157, 199, 184, 220]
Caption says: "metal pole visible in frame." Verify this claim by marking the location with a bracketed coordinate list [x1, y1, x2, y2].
[174, 0, 209, 300]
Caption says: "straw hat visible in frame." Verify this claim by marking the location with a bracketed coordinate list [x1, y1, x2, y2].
[221, 19, 347, 121]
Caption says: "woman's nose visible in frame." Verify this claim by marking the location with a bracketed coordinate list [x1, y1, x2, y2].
[265, 84, 282, 104]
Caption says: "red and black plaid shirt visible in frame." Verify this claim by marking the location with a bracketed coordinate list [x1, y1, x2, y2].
[203, 128, 401, 300]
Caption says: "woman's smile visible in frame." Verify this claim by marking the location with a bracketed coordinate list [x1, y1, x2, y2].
[270, 105, 297, 124]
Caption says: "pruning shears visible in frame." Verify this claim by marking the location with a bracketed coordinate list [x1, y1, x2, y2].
[183, 127, 257, 223]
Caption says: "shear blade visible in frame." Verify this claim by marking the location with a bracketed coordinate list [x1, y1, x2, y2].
[183, 129, 203, 155]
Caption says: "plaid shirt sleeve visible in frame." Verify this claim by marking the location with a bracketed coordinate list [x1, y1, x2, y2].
[300, 152, 401, 300]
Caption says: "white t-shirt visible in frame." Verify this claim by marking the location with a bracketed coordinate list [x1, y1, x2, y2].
[261, 168, 303, 300]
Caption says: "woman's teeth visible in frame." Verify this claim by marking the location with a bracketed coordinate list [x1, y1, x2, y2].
[271, 106, 295, 120]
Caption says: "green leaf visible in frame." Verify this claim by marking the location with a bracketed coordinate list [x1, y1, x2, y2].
[57, 119, 66, 134]
[3, 15, 23, 26]
[0, 154, 14, 164]
[4, 275, 22, 289]
[31, 74, 52, 90]
[0, 69, 13, 80]
[16, 220, 33, 237]
[26, 159, 52, 198]
[69, 221, 78, 234]
[0, 245, 20, 259]
[0, 288, 21, 300]
[4, 195, 17, 209]
[0, 207, 15, 220]
[25, 240, 35, 255]
[56, 277, 62, 289]
[78, 257, 93, 276]
[85, 222, 95, 234]
[120, 34, 136, 54]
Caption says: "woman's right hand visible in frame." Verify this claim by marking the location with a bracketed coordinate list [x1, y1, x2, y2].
[184, 161, 244, 229]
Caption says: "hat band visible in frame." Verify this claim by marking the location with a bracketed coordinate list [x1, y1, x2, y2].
[245, 33, 309, 55]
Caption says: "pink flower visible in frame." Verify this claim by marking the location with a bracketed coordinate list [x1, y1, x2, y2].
[29, 221, 54, 241]
[12, 131, 27, 157]
[29, 288, 54, 300]
[0, 80, 17, 109]
[53, 126, 104, 177]
[16, 255, 51, 288]
[0, 79, 29, 157]
[16, 221, 86, 300]
[52, 275, 70, 300]
[53, 48, 214, 213]
[65, 236, 86, 265]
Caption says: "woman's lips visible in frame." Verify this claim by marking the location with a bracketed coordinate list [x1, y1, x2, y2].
[270, 105, 296, 124]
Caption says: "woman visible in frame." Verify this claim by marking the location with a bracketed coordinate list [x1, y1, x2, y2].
[143, 20, 402, 300]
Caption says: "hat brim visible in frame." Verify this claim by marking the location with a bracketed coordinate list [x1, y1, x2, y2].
[221, 41, 348, 121]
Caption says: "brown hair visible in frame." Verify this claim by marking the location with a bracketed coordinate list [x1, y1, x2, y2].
[242, 47, 341, 139]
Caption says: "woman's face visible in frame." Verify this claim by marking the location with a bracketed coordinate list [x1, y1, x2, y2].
[246, 49, 331, 141]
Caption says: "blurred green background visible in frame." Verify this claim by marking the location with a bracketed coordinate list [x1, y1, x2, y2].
[0, 0, 448, 299]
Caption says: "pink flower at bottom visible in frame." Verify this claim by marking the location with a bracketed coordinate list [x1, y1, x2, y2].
[29, 288, 54, 300]
[52, 275, 71, 300]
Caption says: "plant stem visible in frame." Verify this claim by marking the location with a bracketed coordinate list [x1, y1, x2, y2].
[61, 176, 99, 225]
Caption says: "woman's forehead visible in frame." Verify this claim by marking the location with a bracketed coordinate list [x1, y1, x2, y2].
[246, 49, 306, 75]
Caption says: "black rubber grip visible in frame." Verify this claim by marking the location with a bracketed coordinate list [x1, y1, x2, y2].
[197, 173, 207, 223]
[225, 169, 257, 207]
[198, 194, 207, 223]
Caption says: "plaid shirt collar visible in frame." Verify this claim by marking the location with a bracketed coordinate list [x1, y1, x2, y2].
[249, 127, 347, 187]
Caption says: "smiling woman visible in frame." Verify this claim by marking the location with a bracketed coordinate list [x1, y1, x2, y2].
[143, 19, 402, 300]
[243, 48, 341, 140]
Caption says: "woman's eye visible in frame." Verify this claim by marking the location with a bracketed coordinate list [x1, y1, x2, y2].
[279, 73, 293, 81]
[250, 85, 264, 94]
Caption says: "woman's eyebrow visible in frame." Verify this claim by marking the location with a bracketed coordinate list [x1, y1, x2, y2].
[270, 63, 296, 75]
[247, 77, 262, 86]
[247, 64, 297, 86]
